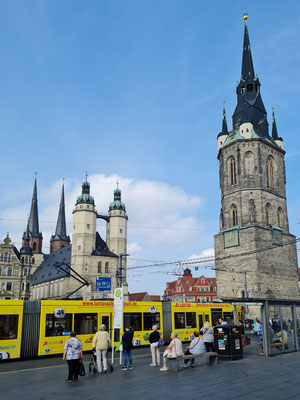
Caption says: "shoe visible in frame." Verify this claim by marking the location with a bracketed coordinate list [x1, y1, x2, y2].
[160, 367, 169, 371]
[65, 379, 72, 382]
[129, 366, 133, 370]
[150, 363, 156, 366]
[103, 370, 107, 373]
[98, 371, 102, 373]
[121, 367, 127, 371]
[183, 364, 188, 368]
[190, 364, 195, 368]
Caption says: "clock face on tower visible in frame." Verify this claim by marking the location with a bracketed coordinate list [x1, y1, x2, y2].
[223, 227, 239, 248]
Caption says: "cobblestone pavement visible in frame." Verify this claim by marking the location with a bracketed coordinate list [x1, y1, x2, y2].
[1, 342, 300, 400]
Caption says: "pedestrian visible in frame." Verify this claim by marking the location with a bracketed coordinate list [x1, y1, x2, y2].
[200, 321, 215, 352]
[218, 317, 227, 325]
[183, 331, 205, 367]
[252, 319, 262, 335]
[160, 332, 183, 372]
[92, 324, 111, 373]
[149, 324, 160, 366]
[237, 320, 247, 349]
[121, 326, 134, 370]
[63, 331, 83, 382]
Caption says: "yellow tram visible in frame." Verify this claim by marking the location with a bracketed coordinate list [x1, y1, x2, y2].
[0, 299, 241, 360]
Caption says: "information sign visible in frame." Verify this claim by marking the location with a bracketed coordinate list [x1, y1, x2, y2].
[96, 277, 111, 292]
[113, 287, 123, 329]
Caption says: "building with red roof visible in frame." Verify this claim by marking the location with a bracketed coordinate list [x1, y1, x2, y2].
[163, 268, 217, 302]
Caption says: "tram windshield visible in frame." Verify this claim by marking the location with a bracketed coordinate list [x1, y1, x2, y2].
[0, 315, 18, 340]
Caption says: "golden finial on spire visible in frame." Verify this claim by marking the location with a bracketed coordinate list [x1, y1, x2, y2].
[243, 13, 248, 21]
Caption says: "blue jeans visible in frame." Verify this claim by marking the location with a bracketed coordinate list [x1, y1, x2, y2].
[123, 349, 132, 367]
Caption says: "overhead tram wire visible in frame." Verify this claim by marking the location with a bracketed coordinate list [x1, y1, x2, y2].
[127, 237, 300, 271]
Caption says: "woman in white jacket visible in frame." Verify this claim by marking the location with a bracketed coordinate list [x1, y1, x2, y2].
[200, 322, 215, 352]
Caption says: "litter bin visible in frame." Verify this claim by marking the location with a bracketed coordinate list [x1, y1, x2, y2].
[214, 324, 243, 360]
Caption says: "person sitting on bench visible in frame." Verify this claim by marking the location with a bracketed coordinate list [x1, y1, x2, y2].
[183, 331, 205, 367]
[160, 332, 183, 372]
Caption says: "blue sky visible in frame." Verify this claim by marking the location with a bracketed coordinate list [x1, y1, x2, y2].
[0, 1, 299, 294]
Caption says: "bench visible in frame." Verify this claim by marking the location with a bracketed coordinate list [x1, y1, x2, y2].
[271, 342, 289, 350]
[167, 352, 218, 372]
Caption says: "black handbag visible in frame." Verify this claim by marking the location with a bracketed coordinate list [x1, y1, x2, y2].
[78, 360, 86, 377]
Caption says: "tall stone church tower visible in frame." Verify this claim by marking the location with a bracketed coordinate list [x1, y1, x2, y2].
[214, 16, 299, 300]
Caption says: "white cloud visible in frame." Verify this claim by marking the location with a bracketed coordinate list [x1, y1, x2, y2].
[127, 242, 142, 254]
[0, 173, 203, 252]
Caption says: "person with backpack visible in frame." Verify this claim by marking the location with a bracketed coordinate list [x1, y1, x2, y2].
[149, 324, 161, 366]
[63, 331, 83, 382]
[121, 326, 134, 370]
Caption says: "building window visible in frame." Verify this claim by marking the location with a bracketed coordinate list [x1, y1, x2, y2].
[244, 151, 254, 175]
[26, 283, 30, 292]
[78, 245, 81, 250]
[25, 256, 28, 264]
[277, 207, 284, 228]
[230, 204, 238, 227]
[7, 267, 12, 276]
[105, 262, 109, 273]
[266, 203, 272, 226]
[0, 267, 1, 276]
[120, 229, 123, 234]
[201, 287, 205, 292]
[228, 156, 237, 185]
[87, 224, 90, 229]
[206, 287, 209, 292]
[206, 297, 210, 302]
[33, 242, 37, 251]
[214, 287, 217, 292]
[6, 282, 12, 291]
[23, 268, 28, 276]
[97, 262, 102, 273]
[31, 257, 35, 264]
[267, 157, 275, 189]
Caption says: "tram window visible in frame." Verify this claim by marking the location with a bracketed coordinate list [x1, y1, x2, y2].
[123, 313, 142, 331]
[186, 312, 196, 328]
[45, 314, 72, 337]
[74, 313, 97, 335]
[198, 315, 203, 330]
[0, 315, 18, 340]
[223, 312, 234, 324]
[211, 308, 223, 326]
[174, 313, 185, 329]
[143, 313, 160, 331]
[102, 316, 110, 331]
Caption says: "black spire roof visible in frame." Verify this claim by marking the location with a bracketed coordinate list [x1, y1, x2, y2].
[232, 16, 269, 137]
[218, 102, 229, 138]
[51, 183, 70, 242]
[92, 232, 118, 258]
[271, 108, 283, 142]
[26, 177, 42, 239]
[20, 222, 33, 255]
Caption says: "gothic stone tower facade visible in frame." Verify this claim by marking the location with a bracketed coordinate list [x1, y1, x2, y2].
[214, 16, 299, 300]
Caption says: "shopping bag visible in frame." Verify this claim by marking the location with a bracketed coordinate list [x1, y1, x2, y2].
[78, 360, 86, 376]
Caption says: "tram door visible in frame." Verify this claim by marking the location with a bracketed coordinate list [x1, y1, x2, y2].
[198, 314, 204, 330]
[101, 314, 111, 337]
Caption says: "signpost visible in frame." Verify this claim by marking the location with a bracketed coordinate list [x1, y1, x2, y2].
[112, 287, 123, 364]
[96, 277, 111, 292]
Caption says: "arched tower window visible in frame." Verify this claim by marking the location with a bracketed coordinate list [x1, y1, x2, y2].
[244, 151, 255, 175]
[23, 268, 28, 276]
[228, 156, 237, 185]
[98, 262, 102, 273]
[277, 207, 284, 228]
[105, 262, 109, 273]
[267, 156, 275, 189]
[266, 203, 272, 226]
[32, 242, 37, 251]
[229, 204, 238, 227]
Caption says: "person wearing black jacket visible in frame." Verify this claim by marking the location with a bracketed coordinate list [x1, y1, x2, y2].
[121, 326, 134, 370]
[149, 325, 160, 366]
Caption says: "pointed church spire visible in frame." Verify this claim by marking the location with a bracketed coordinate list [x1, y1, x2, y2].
[50, 180, 70, 253]
[232, 14, 269, 137]
[222, 101, 229, 135]
[272, 108, 278, 139]
[28, 174, 41, 237]
[54, 182, 68, 240]
[241, 14, 255, 81]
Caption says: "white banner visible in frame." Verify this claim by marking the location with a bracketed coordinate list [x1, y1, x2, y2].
[113, 287, 123, 329]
